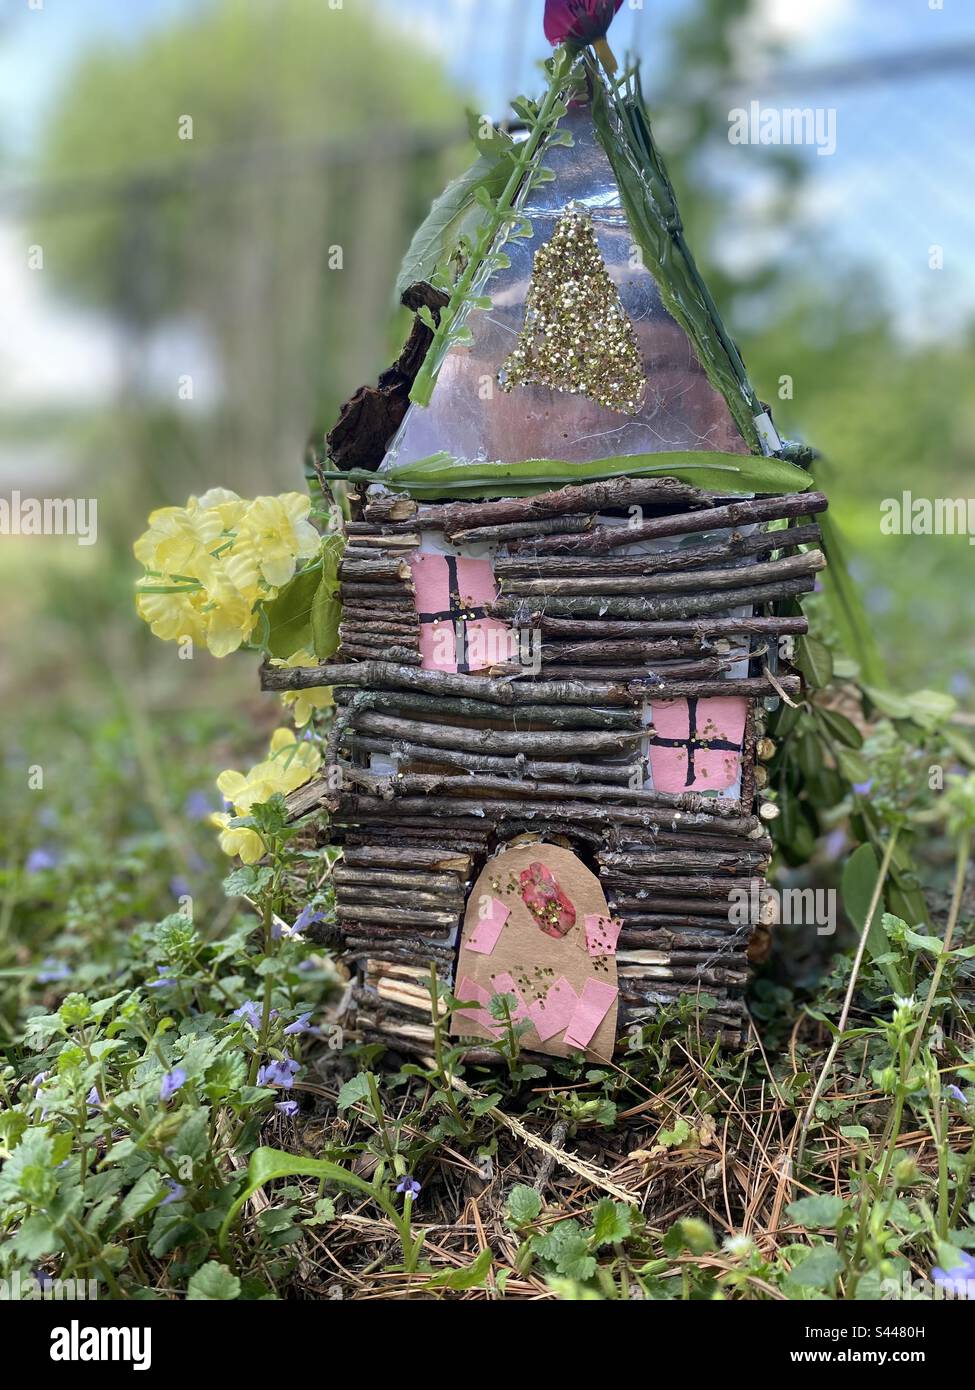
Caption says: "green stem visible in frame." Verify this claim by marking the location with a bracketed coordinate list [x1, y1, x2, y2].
[796, 828, 899, 1171]
[907, 831, 969, 1074]
[409, 47, 575, 407]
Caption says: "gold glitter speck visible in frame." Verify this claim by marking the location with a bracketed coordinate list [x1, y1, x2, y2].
[498, 204, 646, 416]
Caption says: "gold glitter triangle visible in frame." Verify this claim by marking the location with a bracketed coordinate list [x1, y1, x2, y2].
[498, 203, 646, 416]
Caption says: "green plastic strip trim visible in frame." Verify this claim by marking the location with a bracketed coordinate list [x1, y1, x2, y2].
[589, 65, 763, 455]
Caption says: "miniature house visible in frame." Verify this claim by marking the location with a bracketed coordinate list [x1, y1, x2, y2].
[277, 88, 828, 1060]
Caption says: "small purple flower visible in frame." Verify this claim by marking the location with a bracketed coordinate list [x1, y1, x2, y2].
[183, 790, 212, 821]
[37, 957, 71, 984]
[853, 780, 874, 796]
[25, 847, 58, 874]
[297, 959, 317, 973]
[932, 1250, 975, 1298]
[283, 1012, 313, 1037]
[30, 1071, 49, 1089]
[292, 905, 325, 935]
[159, 1068, 187, 1101]
[170, 876, 191, 900]
[87, 1086, 102, 1111]
[823, 827, 847, 860]
[396, 1175, 421, 1198]
[146, 965, 176, 990]
[275, 1100, 299, 1117]
[161, 1179, 186, 1206]
[945, 1083, 969, 1104]
[233, 999, 263, 1029]
[257, 1058, 300, 1089]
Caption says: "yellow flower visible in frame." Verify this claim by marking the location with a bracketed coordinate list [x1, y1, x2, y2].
[253, 727, 322, 794]
[238, 494, 320, 588]
[194, 487, 249, 530]
[270, 649, 334, 727]
[202, 570, 261, 658]
[211, 727, 321, 862]
[135, 588, 208, 645]
[133, 503, 224, 584]
[209, 812, 266, 865]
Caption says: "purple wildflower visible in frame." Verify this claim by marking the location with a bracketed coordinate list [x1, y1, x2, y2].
[822, 827, 847, 860]
[945, 1084, 969, 1104]
[37, 957, 71, 984]
[932, 1250, 975, 1298]
[853, 780, 874, 796]
[233, 999, 263, 1029]
[257, 1058, 300, 1089]
[275, 1100, 299, 1117]
[87, 1087, 102, 1111]
[183, 790, 212, 821]
[292, 905, 325, 934]
[25, 847, 58, 874]
[283, 1012, 313, 1036]
[159, 1068, 187, 1101]
[396, 1175, 421, 1198]
[30, 1071, 49, 1089]
[161, 1179, 186, 1206]
[170, 876, 191, 900]
[146, 966, 176, 990]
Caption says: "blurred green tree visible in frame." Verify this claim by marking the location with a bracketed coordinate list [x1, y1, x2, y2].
[36, 0, 462, 491]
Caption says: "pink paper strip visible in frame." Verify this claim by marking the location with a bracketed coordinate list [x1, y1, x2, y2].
[528, 977, 579, 1042]
[563, 979, 618, 1050]
[490, 972, 529, 1022]
[467, 896, 510, 955]
[584, 913, 622, 957]
[454, 976, 502, 1038]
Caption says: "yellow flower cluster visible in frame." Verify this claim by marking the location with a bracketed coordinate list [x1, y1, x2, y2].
[134, 488, 320, 657]
[269, 648, 334, 728]
[210, 728, 322, 863]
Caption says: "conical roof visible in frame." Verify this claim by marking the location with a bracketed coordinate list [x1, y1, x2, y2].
[382, 99, 755, 474]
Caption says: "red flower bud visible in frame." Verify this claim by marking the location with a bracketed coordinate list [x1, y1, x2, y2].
[543, 0, 625, 48]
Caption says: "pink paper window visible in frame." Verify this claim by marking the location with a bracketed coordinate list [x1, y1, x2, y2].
[409, 552, 512, 674]
[646, 696, 747, 794]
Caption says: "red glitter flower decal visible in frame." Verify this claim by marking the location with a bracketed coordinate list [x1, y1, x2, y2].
[543, 0, 625, 48]
[519, 862, 577, 938]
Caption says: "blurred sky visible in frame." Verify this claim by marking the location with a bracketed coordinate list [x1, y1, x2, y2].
[1, 0, 974, 414]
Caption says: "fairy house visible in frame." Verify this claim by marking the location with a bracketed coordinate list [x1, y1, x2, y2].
[270, 70, 828, 1060]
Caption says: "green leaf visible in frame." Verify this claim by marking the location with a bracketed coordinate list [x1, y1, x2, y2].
[394, 153, 513, 300]
[786, 1194, 846, 1229]
[590, 72, 762, 452]
[415, 1246, 493, 1290]
[218, 1146, 393, 1254]
[336, 1072, 372, 1112]
[506, 1185, 542, 1227]
[816, 707, 863, 749]
[311, 534, 343, 660]
[815, 508, 885, 686]
[118, 1170, 167, 1225]
[261, 536, 343, 662]
[262, 563, 322, 659]
[788, 1245, 844, 1289]
[797, 635, 833, 690]
[11, 1214, 59, 1260]
[862, 684, 956, 730]
[186, 1261, 241, 1301]
[591, 1199, 633, 1247]
[304, 1197, 336, 1227]
[465, 110, 513, 157]
[835, 746, 872, 785]
[378, 450, 813, 501]
[841, 843, 904, 995]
